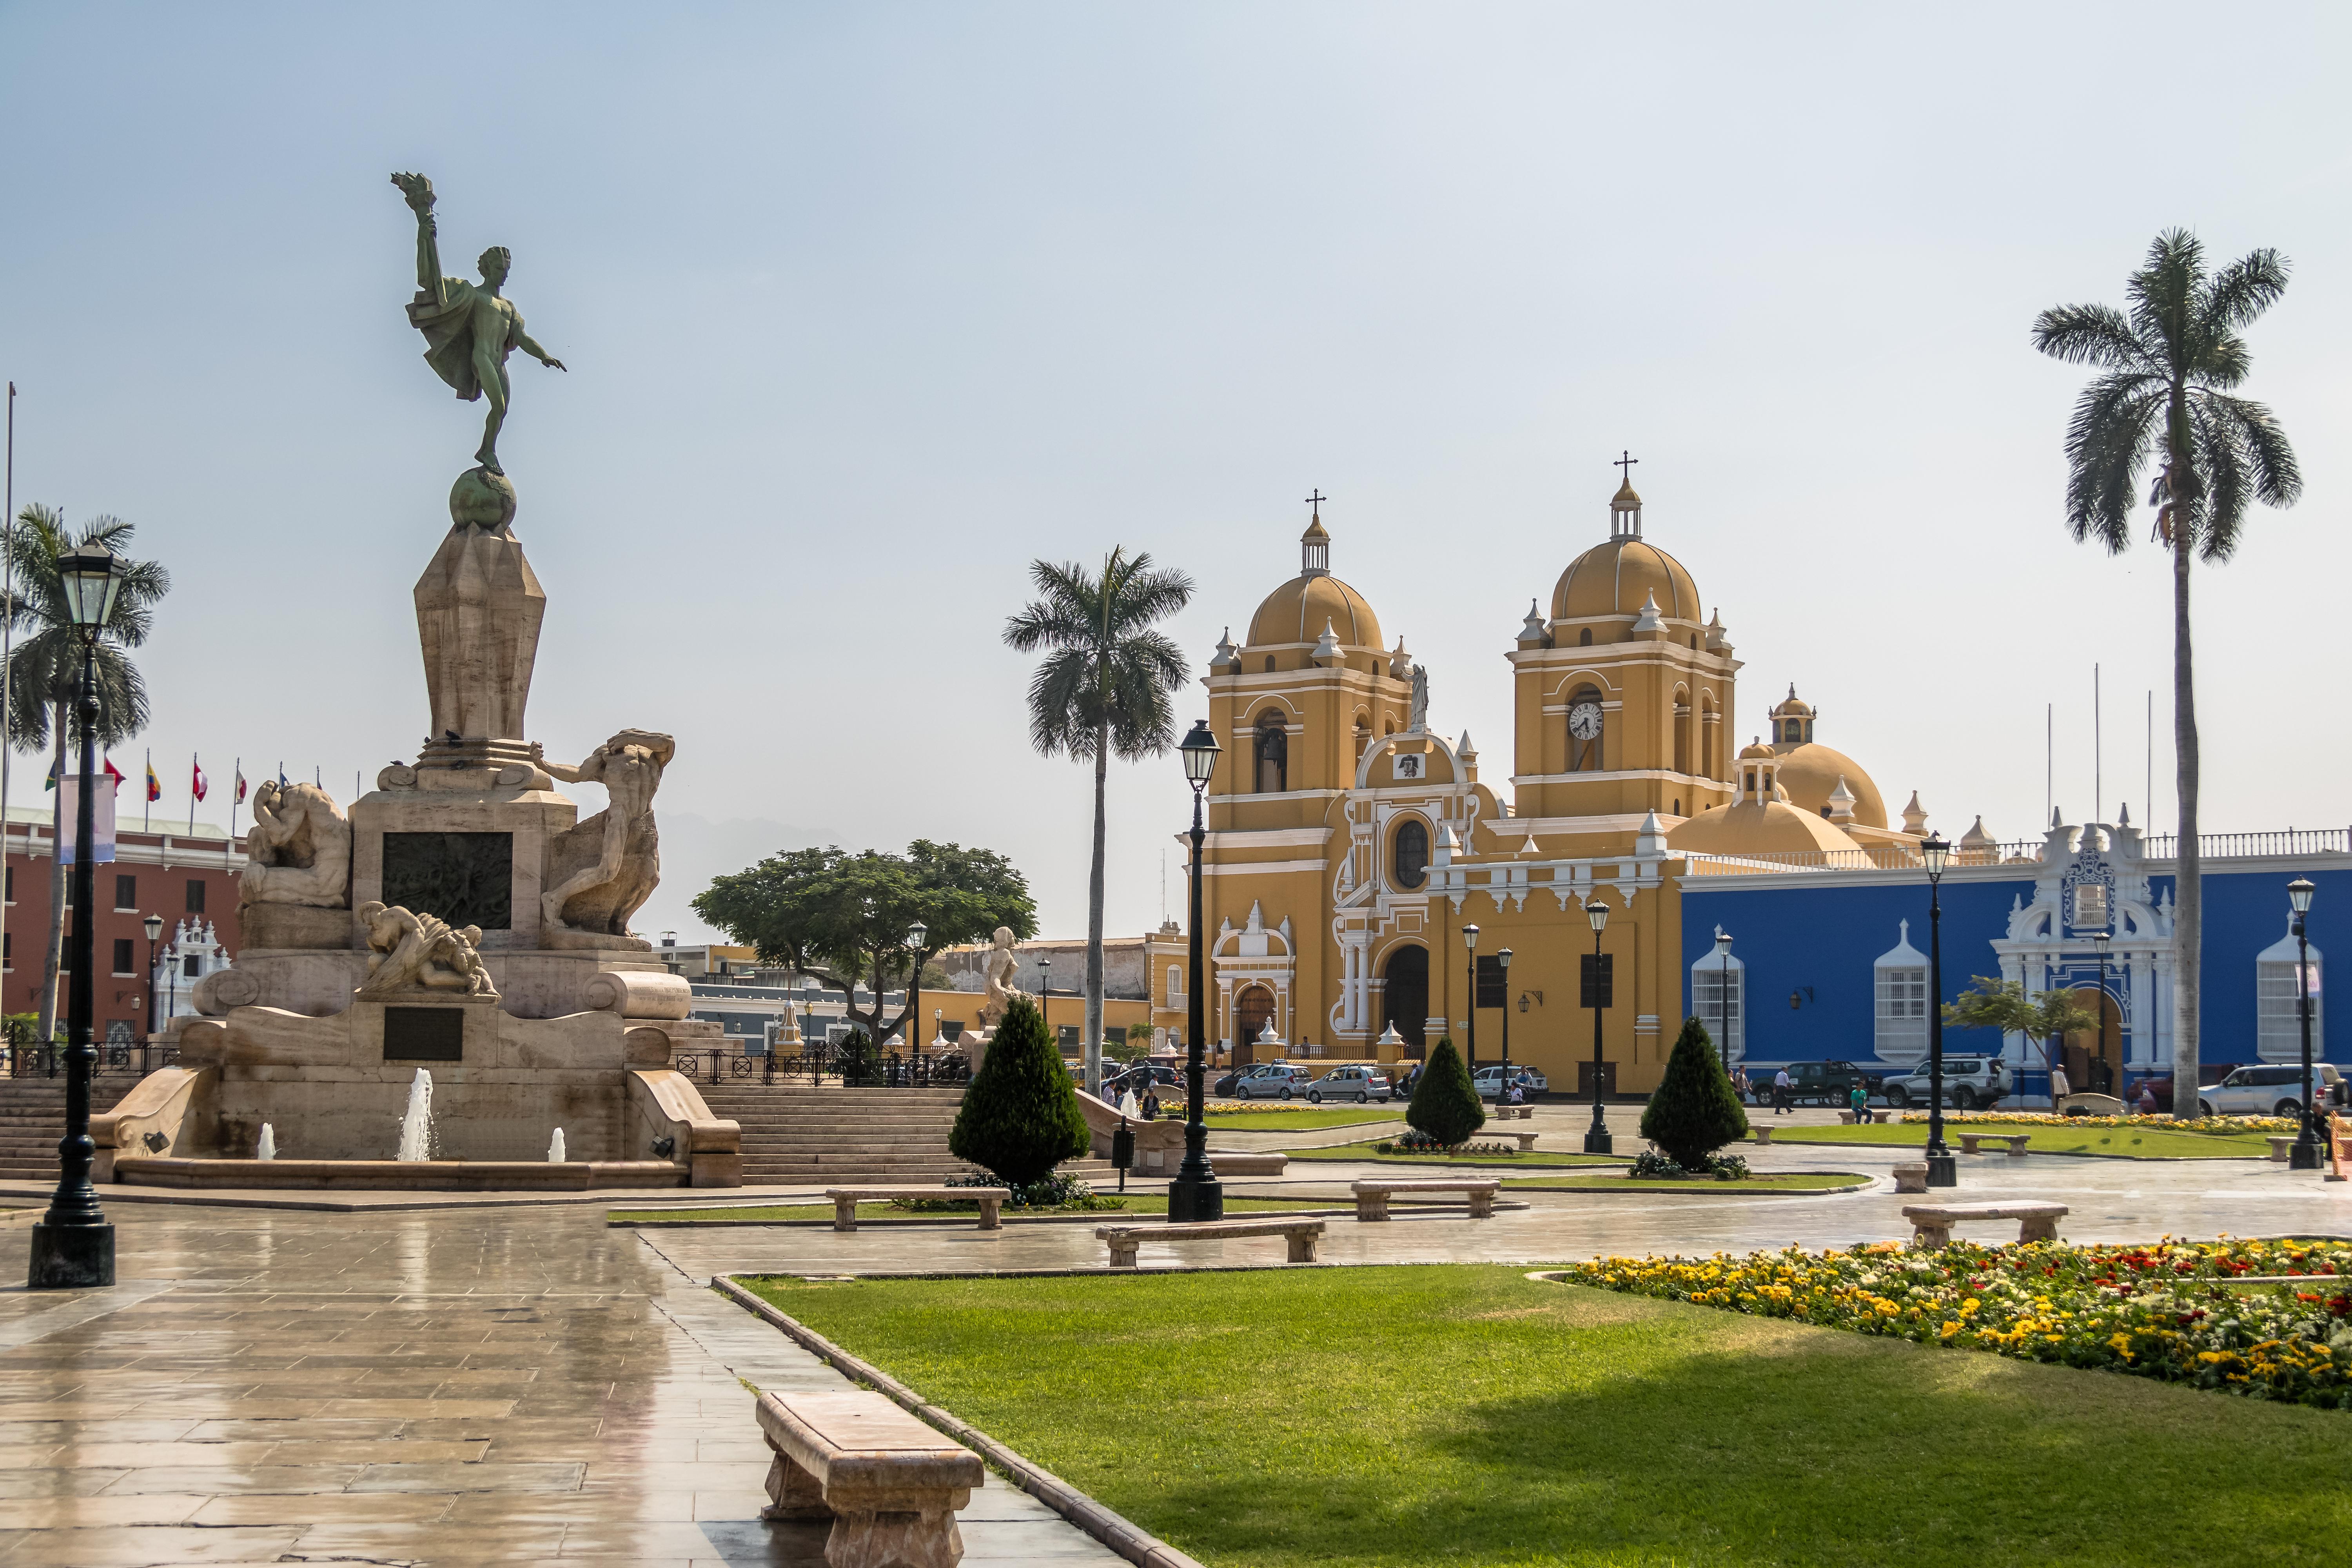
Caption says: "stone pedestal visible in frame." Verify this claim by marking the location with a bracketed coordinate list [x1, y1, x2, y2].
[415, 521, 543, 768]
[350, 784, 578, 952]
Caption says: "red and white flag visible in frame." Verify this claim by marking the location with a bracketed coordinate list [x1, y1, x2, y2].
[235, 765, 247, 804]
[191, 757, 209, 802]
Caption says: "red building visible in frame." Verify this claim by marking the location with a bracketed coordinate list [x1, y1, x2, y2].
[2, 806, 247, 1039]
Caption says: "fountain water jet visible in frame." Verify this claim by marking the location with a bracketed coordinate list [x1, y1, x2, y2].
[395, 1069, 435, 1161]
[547, 1128, 566, 1163]
[256, 1124, 277, 1161]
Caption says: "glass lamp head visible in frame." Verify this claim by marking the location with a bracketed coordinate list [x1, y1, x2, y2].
[1497, 947, 1512, 971]
[1179, 718, 1221, 788]
[907, 920, 927, 949]
[1921, 831, 1952, 878]
[1585, 897, 1610, 934]
[1715, 931, 1733, 955]
[1461, 922, 1480, 953]
[143, 914, 164, 943]
[57, 543, 125, 631]
[2289, 877, 2317, 916]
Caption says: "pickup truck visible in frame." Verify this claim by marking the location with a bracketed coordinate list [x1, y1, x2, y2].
[1759, 1060, 1882, 1107]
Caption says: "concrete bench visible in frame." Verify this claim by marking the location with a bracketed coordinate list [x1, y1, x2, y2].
[1096, 1217, 1323, 1267]
[2269, 1135, 2300, 1163]
[1837, 1110, 1894, 1125]
[824, 1186, 1004, 1233]
[757, 1388, 984, 1568]
[1499, 1130, 1541, 1152]
[1352, 1177, 1501, 1221]
[1205, 1149, 1288, 1175]
[1751, 1126, 1773, 1145]
[1891, 1161, 1929, 1193]
[1902, 1202, 2067, 1248]
[1957, 1133, 2031, 1157]
[1489, 1103, 1534, 1119]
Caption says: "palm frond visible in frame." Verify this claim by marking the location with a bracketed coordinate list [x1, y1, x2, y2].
[2204, 247, 2291, 334]
[2031, 303, 2147, 370]
[2060, 373, 2163, 550]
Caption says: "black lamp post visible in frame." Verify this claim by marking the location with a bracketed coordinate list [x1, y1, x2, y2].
[30, 542, 125, 1289]
[1922, 831, 1956, 1189]
[143, 914, 164, 1039]
[1038, 956, 1053, 1068]
[2289, 877, 2321, 1171]
[1584, 897, 1612, 1154]
[1170, 718, 1224, 1223]
[2091, 927, 2112, 1098]
[1714, 930, 1733, 1075]
[1497, 947, 1514, 1100]
[1461, 923, 1481, 1083]
[906, 919, 926, 1057]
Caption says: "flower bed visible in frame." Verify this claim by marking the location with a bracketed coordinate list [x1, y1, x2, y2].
[1558, 1238, 2352, 1408]
[1376, 1133, 1521, 1157]
[1901, 1110, 2299, 1134]
[1630, 1149, 1751, 1181]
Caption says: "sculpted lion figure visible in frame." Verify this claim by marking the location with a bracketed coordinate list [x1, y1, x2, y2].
[240, 781, 352, 909]
[356, 900, 497, 998]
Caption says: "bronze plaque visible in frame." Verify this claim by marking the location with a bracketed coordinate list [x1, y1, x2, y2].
[381, 831, 512, 931]
[384, 1006, 465, 1061]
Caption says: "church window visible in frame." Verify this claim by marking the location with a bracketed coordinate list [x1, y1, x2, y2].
[1690, 635, 1698, 650]
[1673, 798, 1682, 815]
[1354, 717, 1369, 766]
[1263, 656, 1275, 673]
[1167, 965, 1185, 1007]
[1690, 946, 1745, 1062]
[1254, 713, 1288, 793]
[1673, 700, 1691, 776]
[1871, 922, 1931, 1065]
[1782, 719, 1802, 743]
[1391, 818, 1430, 891]
[1578, 628, 1593, 646]
[1820, 806, 1831, 819]
[2073, 882, 2109, 930]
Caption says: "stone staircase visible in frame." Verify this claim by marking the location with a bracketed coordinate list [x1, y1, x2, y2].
[693, 1083, 1111, 1186]
[0, 1077, 129, 1181]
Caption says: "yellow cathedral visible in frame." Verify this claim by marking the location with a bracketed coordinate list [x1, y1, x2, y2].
[1147, 475, 1928, 1094]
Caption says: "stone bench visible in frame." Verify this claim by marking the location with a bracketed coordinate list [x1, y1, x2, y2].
[1096, 1217, 1323, 1267]
[1837, 1110, 1893, 1125]
[1958, 1133, 2031, 1157]
[1891, 1161, 1929, 1193]
[757, 1388, 984, 1568]
[1498, 1131, 1541, 1152]
[1902, 1202, 2068, 1248]
[1352, 1177, 1501, 1221]
[1751, 1126, 1774, 1145]
[2269, 1135, 2301, 1163]
[824, 1186, 1004, 1233]
[1205, 1149, 1288, 1175]
[1491, 1103, 1535, 1120]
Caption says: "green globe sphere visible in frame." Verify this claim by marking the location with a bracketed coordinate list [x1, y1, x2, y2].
[450, 466, 519, 530]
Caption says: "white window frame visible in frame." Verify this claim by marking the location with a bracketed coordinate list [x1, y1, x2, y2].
[2258, 955, 2323, 1064]
[1875, 965, 1929, 1063]
[1690, 944, 1745, 1062]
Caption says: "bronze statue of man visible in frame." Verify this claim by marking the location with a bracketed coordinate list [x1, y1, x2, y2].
[391, 172, 565, 475]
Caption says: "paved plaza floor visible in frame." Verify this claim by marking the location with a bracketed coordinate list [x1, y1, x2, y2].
[0, 1104, 2339, 1565]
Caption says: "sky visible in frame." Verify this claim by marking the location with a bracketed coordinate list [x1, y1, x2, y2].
[2, 3, 2347, 945]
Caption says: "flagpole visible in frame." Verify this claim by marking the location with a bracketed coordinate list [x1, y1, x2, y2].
[142, 747, 150, 833]
[2, 381, 15, 1023]
[188, 752, 196, 836]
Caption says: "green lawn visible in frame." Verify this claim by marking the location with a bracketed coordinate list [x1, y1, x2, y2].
[1500, 1171, 1870, 1194]
[613, 1195, 1333, 1225]
[1196, 1107, 1405, 1131]
[1289, 1136, 1624, 1168]
[739, 1265, 2350, 1568]
[1764, 1119, 2274, 1160]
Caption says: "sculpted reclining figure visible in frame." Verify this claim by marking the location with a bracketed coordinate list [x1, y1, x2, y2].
[356, 900, 497, 999]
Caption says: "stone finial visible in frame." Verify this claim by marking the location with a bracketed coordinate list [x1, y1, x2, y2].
[1960, 814, 1996, 850]
[1312, 619, 1342, 664]
[1828, 776, 1857, 822]
[1457, 730, 1477, 761]
[1902, 791, 1929, 835]
[1632, 591, 1664, 633]
[1210, 627, 1239, 672]
[1390, 637, 1411, 679]
[1518, 599, 1548, 646]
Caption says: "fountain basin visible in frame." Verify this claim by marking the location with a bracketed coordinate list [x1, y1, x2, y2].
[111, 1156, 685, 1191]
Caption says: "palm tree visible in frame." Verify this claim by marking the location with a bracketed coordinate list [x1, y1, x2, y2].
[2032, 230, 2301, 1120]
[3, 506, 171, 1042]
[1004, 548, 1193, 1095]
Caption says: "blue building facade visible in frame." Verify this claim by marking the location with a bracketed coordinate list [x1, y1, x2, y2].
[1682, 818, 2345, 1098]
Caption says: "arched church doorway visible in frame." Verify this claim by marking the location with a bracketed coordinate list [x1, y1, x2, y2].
[1233, 985, 1276, 1066]
[2062, 987, 2124, 1096]
[1381, 945, 1428, 1056]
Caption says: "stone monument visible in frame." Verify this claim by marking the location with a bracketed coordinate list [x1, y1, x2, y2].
[88, 176, 739, 1189]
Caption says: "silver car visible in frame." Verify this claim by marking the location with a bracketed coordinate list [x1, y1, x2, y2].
[1473, 1065, 1546, 1100]
[1234, 1063, 1315, 1100]
[1307, 1065, 1393, 1103]
[2197, 1062, 2341, 1118]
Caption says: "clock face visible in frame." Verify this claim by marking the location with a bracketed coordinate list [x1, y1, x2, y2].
[1568, 702, 1603, 740]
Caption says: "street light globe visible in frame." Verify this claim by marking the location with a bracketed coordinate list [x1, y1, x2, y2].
[56, 543, 126, 631]
[1179, 718, 1221, 788]
[1715, 931, 1733, 955]
[1497, 947, 1512, 971]
[143, 915, 164, 944]
[2289, 877, 2317, 916]
[907, 920, 927, 949]
[1585, 897, 1609, 934]
[1461, 923, 1480, 953]
[1921, 831, 1952, 878]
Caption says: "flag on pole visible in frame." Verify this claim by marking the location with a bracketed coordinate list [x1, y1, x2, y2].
[145, 755, 160, 802]
[234, 765, 247, 804]
[191, 757, 208, 802]
[102, 757, 124, 791]
[42, 754, 58, 791]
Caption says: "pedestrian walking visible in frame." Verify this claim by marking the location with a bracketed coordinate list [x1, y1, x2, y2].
[1771, 1067, 1793, 1115]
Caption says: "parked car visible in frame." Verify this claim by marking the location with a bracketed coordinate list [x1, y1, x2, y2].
[1766, 1060, 1883, 1107]
[1307, 1065, 1393, 1103]
[1233, 1063, 1316, 1100]
[1106, 1063, 1182, 1101]
[1472, 1065, 1548, 1100]
[1211, 1070, 1240, 1096]
[2197, 1062, 2342, 1118]
[1879, 1056, 2009, 1110]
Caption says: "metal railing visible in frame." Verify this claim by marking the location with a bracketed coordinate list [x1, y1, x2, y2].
[667, 1045, 971, 1089]
[1686, 826, 2352, 878]
[2141, 828, 2351, 860]
[3, 1040, 178, 1079]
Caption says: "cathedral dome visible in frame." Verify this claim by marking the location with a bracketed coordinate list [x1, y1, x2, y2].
[1667, 800, 1865, 857]
[1247, 511, 1384, 649]
[1552, 537, 1701, 624]
[1772, 744, 1888, 828]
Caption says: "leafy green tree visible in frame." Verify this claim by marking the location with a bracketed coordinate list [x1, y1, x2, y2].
[2033, 231, 2301, 1119]
[1639, 1016, 1749, 1170]
[1406, 1037, 1484, 1146]
[949, 994, 1091, 1185]
[694, 840, 1035, 1048]
[1004, 548, 1193, 1096]
[2, 506, 171, 1042]
[1944, 976, 2098, 1105]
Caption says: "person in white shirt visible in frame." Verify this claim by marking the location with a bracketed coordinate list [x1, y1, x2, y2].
[1771, 1068, 1794, 1115]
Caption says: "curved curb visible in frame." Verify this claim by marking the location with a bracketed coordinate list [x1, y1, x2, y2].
[712, 1275, 1207, 1568]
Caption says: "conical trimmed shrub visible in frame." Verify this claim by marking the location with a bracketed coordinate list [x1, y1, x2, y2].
[1406, 1037, 1485, 1146]
[949, 995, 1091, 1186]
[1639, 1014, 1750, 1169]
